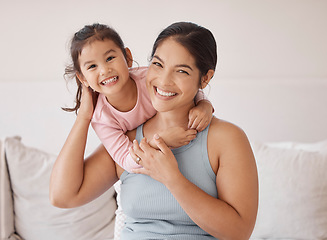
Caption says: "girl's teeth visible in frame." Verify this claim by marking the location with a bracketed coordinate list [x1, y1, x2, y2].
[101, 76, 117, 85]
[156, 88, 176, 97]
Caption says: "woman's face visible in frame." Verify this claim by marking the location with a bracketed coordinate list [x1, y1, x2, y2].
[146, 38, 201, 113]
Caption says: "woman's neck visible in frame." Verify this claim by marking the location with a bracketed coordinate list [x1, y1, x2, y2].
[146, 102, 195, 134]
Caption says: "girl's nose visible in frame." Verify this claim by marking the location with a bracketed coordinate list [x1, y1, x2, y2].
[100, 65, 111, 76]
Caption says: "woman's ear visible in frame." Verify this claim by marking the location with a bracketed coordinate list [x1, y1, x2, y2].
[76, 72, 89, 87]
[125, 47, 133, 68]
[200, 69, 215, 89]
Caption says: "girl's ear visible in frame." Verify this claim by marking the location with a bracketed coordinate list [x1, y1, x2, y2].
[125, 47, 133, 68]
[200, 69, 215, 89]
[76, 72, 89, 87]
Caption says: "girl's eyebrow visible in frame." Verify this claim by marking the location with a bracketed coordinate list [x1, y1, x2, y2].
[83, 49, 116, 67]
[104, 49, 116, 56]
[153, 55, 193, 71]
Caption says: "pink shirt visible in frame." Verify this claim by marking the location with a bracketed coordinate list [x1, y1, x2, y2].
[91, 67, 155, 171]
[91, 67, 209, 172]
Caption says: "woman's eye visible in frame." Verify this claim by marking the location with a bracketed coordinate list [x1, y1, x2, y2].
[178, 69, 189, 75]
[152, 62, 162, 68]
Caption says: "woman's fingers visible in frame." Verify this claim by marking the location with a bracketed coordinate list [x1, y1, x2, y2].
[132, 139, 146, 165]
[152, 134, 171, 155]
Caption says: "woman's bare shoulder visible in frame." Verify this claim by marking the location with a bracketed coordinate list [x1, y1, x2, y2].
[209, 116, 247, 140]
[207, 117, 252, 162]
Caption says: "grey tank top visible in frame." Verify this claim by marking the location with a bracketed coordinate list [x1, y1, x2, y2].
[120, 124, 218, 240]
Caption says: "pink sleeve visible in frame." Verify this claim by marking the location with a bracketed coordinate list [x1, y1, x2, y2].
[194, 89, 208, 103]
[194, 89, 214, 112]
[91, 121, 141, 172]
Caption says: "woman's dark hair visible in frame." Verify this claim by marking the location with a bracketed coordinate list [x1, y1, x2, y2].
[63, 23, 128, 113]
[150, 22, 217, 81]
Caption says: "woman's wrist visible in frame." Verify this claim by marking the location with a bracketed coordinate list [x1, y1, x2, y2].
[165, 170, 185, 191]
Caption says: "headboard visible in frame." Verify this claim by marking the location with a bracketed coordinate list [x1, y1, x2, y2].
[1, 77, 326, 155]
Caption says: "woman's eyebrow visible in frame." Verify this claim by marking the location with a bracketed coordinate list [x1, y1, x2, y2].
[176, 64, 193, 71]
[153, 55, 193, 71]
[153, 55, 163, 62]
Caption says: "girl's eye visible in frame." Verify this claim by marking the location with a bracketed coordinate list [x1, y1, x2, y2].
[106, 56, 115, 62]
[87, 64, 96, 70]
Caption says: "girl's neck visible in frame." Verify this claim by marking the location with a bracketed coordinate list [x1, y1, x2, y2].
[105, 77, 137, 112]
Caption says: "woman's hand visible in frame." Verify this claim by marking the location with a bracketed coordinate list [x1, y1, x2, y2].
[130, 134, 182, 186]
[188, 100, 213, 132]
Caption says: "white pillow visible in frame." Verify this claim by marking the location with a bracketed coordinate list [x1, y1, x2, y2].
[250, 140, 327, 239]
[4, 136, 116, 240]
[0, 139, 22, 240]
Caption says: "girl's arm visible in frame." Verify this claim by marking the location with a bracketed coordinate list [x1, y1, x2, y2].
[131, 118, 258, 240]
[151, 90, 213, 149]
[49, 86, 118, 208]
[91, 120, 141, 172]
[188, 89, 214, 131]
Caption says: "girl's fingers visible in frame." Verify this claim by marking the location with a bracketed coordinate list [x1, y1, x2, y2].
[186, 134, 196, 142]
[189, 117, 198, 129]
[186, 129, 197, 136]
[188, 114, 196, 128]
[196, 119, 208, 132]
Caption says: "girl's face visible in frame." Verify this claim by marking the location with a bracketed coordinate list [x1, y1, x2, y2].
[78, 39, 132, 97]
[146, 38, 202, 113]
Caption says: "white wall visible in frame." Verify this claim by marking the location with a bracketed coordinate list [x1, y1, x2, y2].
[1, 0, 326, 82]
[1, 0, 327, 154]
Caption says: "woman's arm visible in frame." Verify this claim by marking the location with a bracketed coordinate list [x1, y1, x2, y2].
[132, 117, 258, 240]
[49, 86, 118, 208]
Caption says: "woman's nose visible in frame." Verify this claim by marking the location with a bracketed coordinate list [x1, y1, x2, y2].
[159, 71, 173, 86]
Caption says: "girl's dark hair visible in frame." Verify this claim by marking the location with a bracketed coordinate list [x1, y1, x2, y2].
[63, 23, 128, 113]
[150, 22, 217, 81]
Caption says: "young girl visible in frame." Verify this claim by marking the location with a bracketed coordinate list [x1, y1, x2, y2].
[64, 23, 214, 172]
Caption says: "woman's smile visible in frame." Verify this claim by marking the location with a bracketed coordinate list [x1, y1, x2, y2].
[155, 86, 177, 98]
[146, 38, 200, 112]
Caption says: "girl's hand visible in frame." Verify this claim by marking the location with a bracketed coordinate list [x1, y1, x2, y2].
[131, 135, 181, 186]
[77, 85, 96, 121]
[149, 127, 197, 149]
[188, 100, 213, 132]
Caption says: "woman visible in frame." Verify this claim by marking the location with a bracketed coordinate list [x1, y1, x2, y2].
[50, 22, 258, 240]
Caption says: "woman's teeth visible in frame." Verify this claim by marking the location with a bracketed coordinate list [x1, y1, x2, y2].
[156, 87, 177, 97]
[101, 76, 118, 85]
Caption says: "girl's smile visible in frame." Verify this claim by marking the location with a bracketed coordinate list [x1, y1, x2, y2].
[100, 76, 118, 86]
[78, 39, 133, 101]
